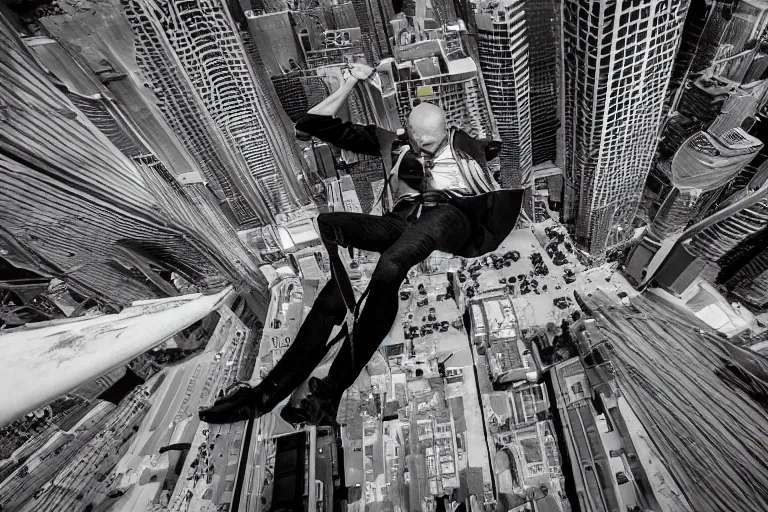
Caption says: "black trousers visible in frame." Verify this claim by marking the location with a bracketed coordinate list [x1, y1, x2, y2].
[262, 204, 472, 406]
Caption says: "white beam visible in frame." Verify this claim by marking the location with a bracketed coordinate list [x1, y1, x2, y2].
[0, 286, 234, 427]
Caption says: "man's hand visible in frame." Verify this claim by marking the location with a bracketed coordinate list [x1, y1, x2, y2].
[348, 62, 375, 81]
[309, 63, 374, 117]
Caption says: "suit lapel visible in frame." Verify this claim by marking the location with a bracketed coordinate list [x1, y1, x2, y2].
[452, 129, 487, 169]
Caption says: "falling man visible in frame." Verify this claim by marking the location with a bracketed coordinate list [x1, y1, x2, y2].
[199, 63, 524, 426]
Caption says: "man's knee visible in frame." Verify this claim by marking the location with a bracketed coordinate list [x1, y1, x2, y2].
[316, 212, 333, 235]
[317, 213, 342, 247]
[372, 256, 409, 284]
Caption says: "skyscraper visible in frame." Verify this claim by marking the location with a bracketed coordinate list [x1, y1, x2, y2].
[679, 160, 768, 305]
[351, 0, 395, 63]
[667, 0, 734, 108]
[0, 15, 268, 310]
[664, 0, 768, 141]
[644, 0, 768, 236]
[728, 250, 768, 307]
[393, 55, 494, 140]
[562, 0, 690, 257]
[41, 3, 269, 228]
[526, 0, 560, 166]
[0, 286, 233, 426]
[648, 94, 763, 240]
[476, 0, 533, 189]
[123, 0, 309, 224]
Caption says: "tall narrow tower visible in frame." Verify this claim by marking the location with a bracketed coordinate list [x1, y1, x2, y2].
[527, 0, 560, 166]
[562, 0, 690, 257]
[476, 0, 533, 190]
[351, 0, 395, 63]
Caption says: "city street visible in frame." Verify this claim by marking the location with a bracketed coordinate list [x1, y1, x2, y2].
[105, 308, 250, 512]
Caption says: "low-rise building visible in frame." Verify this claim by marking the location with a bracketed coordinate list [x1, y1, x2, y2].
[470, 295, 539, 384]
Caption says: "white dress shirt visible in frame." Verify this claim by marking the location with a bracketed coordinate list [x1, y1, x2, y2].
[424, 144, 471, 193]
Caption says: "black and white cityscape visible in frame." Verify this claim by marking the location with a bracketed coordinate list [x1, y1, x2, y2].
[2, 0, 768, 511]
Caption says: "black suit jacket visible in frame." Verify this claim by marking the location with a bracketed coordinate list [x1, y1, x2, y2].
[296, 114, 523, 258]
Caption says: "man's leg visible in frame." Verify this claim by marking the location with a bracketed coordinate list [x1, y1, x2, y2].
[276, 211, 407, 422]
[302, 204, 473, 424]
[317, 211, 403, 311]
[199, 211, 406, 424]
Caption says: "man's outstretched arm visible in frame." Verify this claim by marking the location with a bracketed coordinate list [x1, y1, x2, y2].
[295, 63, 386, 157]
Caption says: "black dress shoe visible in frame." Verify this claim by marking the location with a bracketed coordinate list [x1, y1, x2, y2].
[298, 396, 339, 426]
[199, 381, 274, 424]
[308, 376, 332, 395]
[280, 404, 310, 426]
[279, 377, 340, 427]
[302, 377, 343, 426]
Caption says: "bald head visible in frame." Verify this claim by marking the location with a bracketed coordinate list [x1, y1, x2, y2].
[407, 103, 448, 156]
[408, 102, 446, 132]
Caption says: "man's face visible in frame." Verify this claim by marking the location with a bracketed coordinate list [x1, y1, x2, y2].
[408, 125, 447, 158]
[406, 103, 448, 158]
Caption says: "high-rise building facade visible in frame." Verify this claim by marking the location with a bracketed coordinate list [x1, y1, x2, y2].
[690, 197, 768, 263]
[562, 0, 690, 257]
[120, 0, 269, 226]
[649, 115, 763, 239]
[644, 0, 768, 234]
[123, 0, 309, 225]
[526, 0, 560, 166]
[0, 16, 269, 310]
[684, 157, 768, 263]
[393, 57, 494, 140]
[351, 0, 394, 63]
[667, 1, 734, 109]
[476, 0, 533, 189]
[714, 189, 768, 308]
[685, 160, 768, 304]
